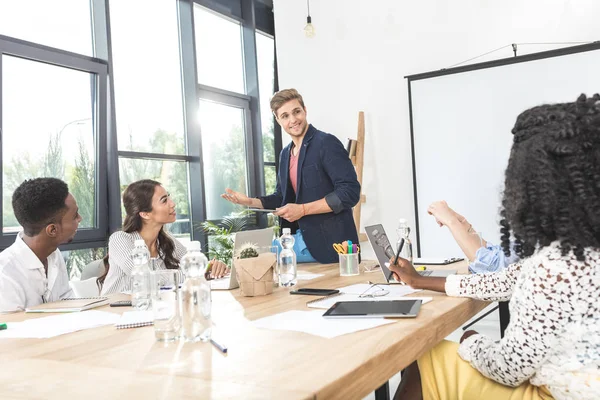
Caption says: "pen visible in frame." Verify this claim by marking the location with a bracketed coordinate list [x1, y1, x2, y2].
[388, 239, 405, 281]
[0, 323, 7, 330]
[210, 338, 228, 354]
[348, 240, 353, 254]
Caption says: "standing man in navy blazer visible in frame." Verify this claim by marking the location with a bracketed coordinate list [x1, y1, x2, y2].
[222, 88, 360, 263]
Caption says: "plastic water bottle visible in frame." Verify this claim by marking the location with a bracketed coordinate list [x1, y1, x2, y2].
[278, 228, 297, 287]
[131, 239, 151, 311]
[396, 218, 413, 264]
[180, 241, 212, 342]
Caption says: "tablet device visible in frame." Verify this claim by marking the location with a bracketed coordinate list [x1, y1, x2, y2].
[322, 299, 422, 318]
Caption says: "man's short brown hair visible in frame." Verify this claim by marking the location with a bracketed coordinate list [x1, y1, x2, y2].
[270, 88, 305, 117]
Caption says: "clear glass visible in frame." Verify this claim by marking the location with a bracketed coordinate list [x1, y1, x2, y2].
[0, 0, 93, 56]
[256, 31, 276, 163]
[2, 56, 96, 233]
[339, 253, 360, 276]
[198, 99, 248, 220]
[110, 0, 186, 153]
[194, 5, 245, 93]
[61, 247, 106, 280]
[150, 270, 182, 342]
[118, 158, 191, 242]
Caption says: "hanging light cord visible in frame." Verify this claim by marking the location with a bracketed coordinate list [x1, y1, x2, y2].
[306, 0, 311, 17]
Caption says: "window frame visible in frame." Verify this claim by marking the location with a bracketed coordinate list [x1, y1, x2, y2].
[0, 34, 109, 251]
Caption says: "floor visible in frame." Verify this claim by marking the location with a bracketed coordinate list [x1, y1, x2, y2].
[362, 302, 502, 400]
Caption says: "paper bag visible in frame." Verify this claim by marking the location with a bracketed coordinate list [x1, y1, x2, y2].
[234, 253, 277, 297]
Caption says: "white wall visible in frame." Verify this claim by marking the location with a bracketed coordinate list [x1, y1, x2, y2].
[272, 0, 600, 253]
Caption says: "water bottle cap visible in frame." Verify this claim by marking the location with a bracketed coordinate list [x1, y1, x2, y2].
[398, 218, 408, 226]
[134, 239, 145, 247]
[187, 241, 201, 252]
[282, 228, 291, 235]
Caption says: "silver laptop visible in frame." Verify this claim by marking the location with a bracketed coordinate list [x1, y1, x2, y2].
[211, 227, 275, 290]
[364, 224, 457, 284]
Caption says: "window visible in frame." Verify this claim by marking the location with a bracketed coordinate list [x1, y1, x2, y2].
[62, 247, 106, 280]
[2, 56, 97, 233]
[110, 0, 186, 154]
[194, 5, 245, 94]
[198, 98, 249, 220]
[110, 0, 192, 238]
[256, 31, 277, 194]
[0, 0, 93, 56]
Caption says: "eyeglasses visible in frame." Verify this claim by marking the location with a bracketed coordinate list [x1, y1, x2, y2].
[358, 283, 389, 298]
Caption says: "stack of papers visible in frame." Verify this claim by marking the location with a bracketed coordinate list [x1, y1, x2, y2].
[306, 284, 430, 310]
[0, 311, 120, 339]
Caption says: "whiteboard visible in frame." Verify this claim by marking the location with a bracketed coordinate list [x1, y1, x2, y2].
[409, 46, 600, 257]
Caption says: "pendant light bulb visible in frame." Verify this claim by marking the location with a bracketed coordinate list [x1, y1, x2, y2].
[304, 16, 315, 38]
[304, 0, 315, 38]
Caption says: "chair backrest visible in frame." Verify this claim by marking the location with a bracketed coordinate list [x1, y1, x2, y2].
[80, 259, 106, 281]
[69, 278, 101, 297]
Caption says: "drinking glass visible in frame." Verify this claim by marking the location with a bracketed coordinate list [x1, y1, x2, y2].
[150, 270, 182, 342]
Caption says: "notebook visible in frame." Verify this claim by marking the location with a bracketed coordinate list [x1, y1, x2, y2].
[114, 311, 154, 329]
[25, 297, 109, 313]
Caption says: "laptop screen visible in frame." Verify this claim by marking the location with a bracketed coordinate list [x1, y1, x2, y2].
[365, 224, 398, 283]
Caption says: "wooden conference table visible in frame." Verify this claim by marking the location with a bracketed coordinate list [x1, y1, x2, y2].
[0, 261, 487, 400]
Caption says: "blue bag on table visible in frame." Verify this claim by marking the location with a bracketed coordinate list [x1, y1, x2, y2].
[272, 229, 317, 263]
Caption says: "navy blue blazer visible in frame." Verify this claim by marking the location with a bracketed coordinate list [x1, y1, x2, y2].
[259, 125, 360, 263]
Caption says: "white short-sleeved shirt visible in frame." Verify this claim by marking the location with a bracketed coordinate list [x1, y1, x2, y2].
[0, 233, 73, 313]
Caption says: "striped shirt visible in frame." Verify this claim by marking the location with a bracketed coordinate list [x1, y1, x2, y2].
[101, 230, 188, 295]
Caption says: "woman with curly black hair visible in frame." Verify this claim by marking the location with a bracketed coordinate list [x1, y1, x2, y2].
[389, 94, 600, 400]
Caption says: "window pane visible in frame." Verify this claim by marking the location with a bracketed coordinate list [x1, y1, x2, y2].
[62, 247, 106, 280]
[194, 5, 245, 93]
[111, 1, 186, 154]
[198, 100, 248, 220]
[0, 0, 93, 56]
[256, 31, 276, 163]
[2, 56, 96, 233]
[118, 158, 191, 242]
[264, 166, 277, 195]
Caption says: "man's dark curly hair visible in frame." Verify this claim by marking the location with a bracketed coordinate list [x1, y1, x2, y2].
[12, 177, 69, 236]
[500, 93, 600, 261]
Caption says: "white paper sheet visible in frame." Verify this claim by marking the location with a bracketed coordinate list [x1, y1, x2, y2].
[296, 272, 324, 281]
[0, 310, 121, 339]
[338, 283, 422, 297]
[251, 310, 396, 338]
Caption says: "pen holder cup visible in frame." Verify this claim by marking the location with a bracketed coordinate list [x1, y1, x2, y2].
[339, 253, 360, 277]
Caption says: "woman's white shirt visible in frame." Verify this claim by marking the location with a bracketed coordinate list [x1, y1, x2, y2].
[101, 230, 187, 295]
[446, 242, 600, 400]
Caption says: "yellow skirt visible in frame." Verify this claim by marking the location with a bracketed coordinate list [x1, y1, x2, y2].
[418, 340, 554, 400]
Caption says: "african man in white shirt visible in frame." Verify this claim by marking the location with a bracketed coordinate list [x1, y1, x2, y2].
[0, 178, 81, 312]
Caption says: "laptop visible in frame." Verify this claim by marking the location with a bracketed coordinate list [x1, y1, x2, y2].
[364, 224, 457, 284]
[211, 227, 275, 290]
